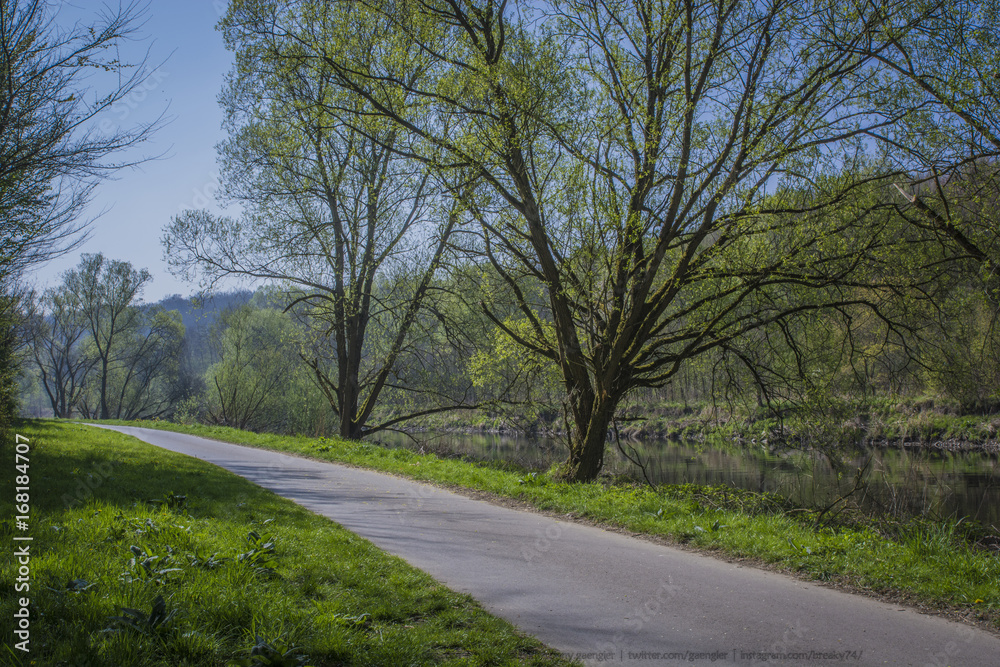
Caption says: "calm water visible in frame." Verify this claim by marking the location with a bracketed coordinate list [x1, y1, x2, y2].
[378, 430, 1000, 525]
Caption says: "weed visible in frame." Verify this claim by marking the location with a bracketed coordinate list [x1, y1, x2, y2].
[518, 472, 548, 486]
[237, 531, 279, 578]
[187, 549, 229, 570]
[104, 595, 179, 640]
[46, 578, 97, 594]
[231, 633, 311, 666]
[122, 544, 184, 584]
[151, 491, 188, 509]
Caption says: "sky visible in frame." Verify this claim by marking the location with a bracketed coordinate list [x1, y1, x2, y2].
[24, 0, 238, 303]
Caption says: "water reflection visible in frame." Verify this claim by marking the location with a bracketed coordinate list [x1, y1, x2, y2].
[378, 431, 1000, 525]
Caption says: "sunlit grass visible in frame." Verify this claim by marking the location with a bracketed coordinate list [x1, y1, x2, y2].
[0, 420, 573, 666]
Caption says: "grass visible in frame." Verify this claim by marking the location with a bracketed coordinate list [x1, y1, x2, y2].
[0, 420, 574, 666]
[92, 419, 1000, 635]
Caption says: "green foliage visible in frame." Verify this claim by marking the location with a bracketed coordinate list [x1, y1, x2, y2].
[251, 0, 1000, 480]
[229, 633, 310, 667]
[468, 315, 563, 423]
[144, 0, 1000, 485]
[920, 292, 1000, 412]
[236, 531, 279, 578]
[25, 253, 186, 420]
[205, 305, 305, 431]
[121, 545, 184, 585]
[0, 295, 20, 435]
[104, 595, 179, 640]
[168, 0, 487, 442]
[150, 491, 188, 509]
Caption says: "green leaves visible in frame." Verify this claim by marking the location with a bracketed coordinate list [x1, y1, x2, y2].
[200, 0, 1000, 481]
[237, 530, 280, 578]
[229, 633, 311, 667]
[122, 544, 185, 585]
[150, 491, 188, 509]
[104, 594, 179, 639]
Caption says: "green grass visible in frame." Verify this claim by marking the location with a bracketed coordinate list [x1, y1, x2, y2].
[92, 419, 1000, 634]
[0, 421, 574, 666]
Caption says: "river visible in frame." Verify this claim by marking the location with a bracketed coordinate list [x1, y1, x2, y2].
[377, 430, 1000, 526]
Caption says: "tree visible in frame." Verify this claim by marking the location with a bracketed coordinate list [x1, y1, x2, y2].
[26, 287, 96, 418]
[66, 254, 150, 419]
[0, 0, 159, 286]
[62, 253, 183, 420]
[0, 0, 160, 425]
[849, 0, 1000, 299]
[0, 293, 21, 433]
[205, 305, 302, 431]
[165, 5, 480, 440]
[823, 0, 1000, 410]
[94, 306, 184, 420]
[275, 0, 938, 480]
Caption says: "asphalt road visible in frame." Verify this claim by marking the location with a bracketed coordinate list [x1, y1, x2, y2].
[91, 424, 1000, 666]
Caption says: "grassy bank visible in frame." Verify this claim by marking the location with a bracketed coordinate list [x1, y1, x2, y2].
[94, 419, 1000, 635]
[0, 421, 573, 666]
[392, 397, 1000, 450]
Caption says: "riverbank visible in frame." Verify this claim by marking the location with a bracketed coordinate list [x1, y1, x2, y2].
[389, 397, 1000, 453]
[94, 419, 1000, 636]
[0, 420, 571, 666]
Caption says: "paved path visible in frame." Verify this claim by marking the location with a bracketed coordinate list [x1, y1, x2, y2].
[93, 425, 999, 666]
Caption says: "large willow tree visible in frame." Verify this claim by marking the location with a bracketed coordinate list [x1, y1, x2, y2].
[222, 0, 947, 480]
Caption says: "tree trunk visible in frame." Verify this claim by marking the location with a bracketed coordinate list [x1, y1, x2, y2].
[563, 398, 617, 482]
[338, 369, 363, 441]
[99, 357, 109, 420]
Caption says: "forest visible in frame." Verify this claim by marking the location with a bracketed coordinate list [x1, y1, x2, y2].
[6, 0, 1000, 483]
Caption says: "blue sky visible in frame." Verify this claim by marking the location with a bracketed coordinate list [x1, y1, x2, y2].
[26, 0, 237, 303]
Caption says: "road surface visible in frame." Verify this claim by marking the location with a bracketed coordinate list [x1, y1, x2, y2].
[91, 424, 1000, 666]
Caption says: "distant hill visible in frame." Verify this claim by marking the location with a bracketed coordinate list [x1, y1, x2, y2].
[158, 290, 255, 332]
[156, 290, 255, 370]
